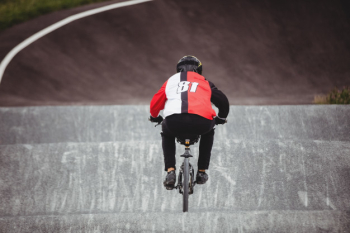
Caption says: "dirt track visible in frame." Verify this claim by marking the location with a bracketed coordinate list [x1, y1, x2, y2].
[0, 0, 349, 106]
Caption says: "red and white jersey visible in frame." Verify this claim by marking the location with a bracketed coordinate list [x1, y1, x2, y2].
[150, 71, 217, 120]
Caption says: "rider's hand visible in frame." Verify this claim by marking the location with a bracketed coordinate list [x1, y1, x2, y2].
[149, 115, 163, 124]
[214, 117, 227, 125]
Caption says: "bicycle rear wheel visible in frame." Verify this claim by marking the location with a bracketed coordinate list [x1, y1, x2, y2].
[183, 158, 189, 212]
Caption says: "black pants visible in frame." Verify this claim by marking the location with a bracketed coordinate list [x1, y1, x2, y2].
[161, 113, 215, 171]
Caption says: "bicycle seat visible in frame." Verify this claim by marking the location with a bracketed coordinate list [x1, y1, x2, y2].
[176, 134, 200, 146]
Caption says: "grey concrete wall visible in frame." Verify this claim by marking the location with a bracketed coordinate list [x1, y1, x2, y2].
[1, 105, 349, 145]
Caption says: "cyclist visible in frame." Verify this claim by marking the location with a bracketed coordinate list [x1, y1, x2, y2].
[149, 55, 229, 190]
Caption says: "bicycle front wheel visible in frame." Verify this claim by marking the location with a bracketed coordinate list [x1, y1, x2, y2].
[183, 158, 189, 212]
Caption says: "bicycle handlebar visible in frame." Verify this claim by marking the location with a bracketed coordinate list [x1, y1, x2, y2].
[148, 117, 163, 127]
[149, 116, 227, 126]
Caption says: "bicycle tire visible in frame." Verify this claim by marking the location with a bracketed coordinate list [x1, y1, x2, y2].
[183, 158, 189, 212]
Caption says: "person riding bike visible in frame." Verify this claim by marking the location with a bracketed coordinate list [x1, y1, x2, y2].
[149, 55, 229, 190]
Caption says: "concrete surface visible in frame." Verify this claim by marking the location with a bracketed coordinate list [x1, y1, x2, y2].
[1, 105, 349, 145]
[0, 105, 349, 232]
[1, 140, 350, 215]
[1, 0, 350, 106]
[0, 212, 349, 232]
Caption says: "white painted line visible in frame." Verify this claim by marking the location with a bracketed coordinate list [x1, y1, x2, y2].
[0, 0, 152, 84]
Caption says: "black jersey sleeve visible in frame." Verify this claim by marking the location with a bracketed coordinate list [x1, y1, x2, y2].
[208, 81, 230, 118]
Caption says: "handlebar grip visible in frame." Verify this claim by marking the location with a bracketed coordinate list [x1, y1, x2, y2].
[214, 118, 227, 125]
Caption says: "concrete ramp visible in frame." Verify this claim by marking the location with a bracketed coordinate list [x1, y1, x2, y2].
[0, 105, 349, 232]
[0, 212, 349, 232]
[1, 105, 349, 144]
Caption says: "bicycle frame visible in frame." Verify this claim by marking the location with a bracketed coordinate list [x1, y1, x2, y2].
[175, 139, 197, 212]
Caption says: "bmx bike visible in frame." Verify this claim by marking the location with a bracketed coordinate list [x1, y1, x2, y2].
[174, 135, 200, 212]
[151, 117, 225, 212]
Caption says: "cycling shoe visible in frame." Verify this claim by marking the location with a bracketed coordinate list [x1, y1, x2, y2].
[196, 171, 208, 184]
[163, 170, 176, 190]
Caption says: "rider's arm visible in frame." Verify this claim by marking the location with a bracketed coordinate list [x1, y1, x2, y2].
[150, 81, 168, 118]
[208, 81, 230, 119]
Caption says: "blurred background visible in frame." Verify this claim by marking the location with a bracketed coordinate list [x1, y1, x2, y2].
[0, 0, 349, 106]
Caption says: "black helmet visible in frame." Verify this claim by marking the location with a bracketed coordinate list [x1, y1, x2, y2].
[176, 55, 203, 75]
